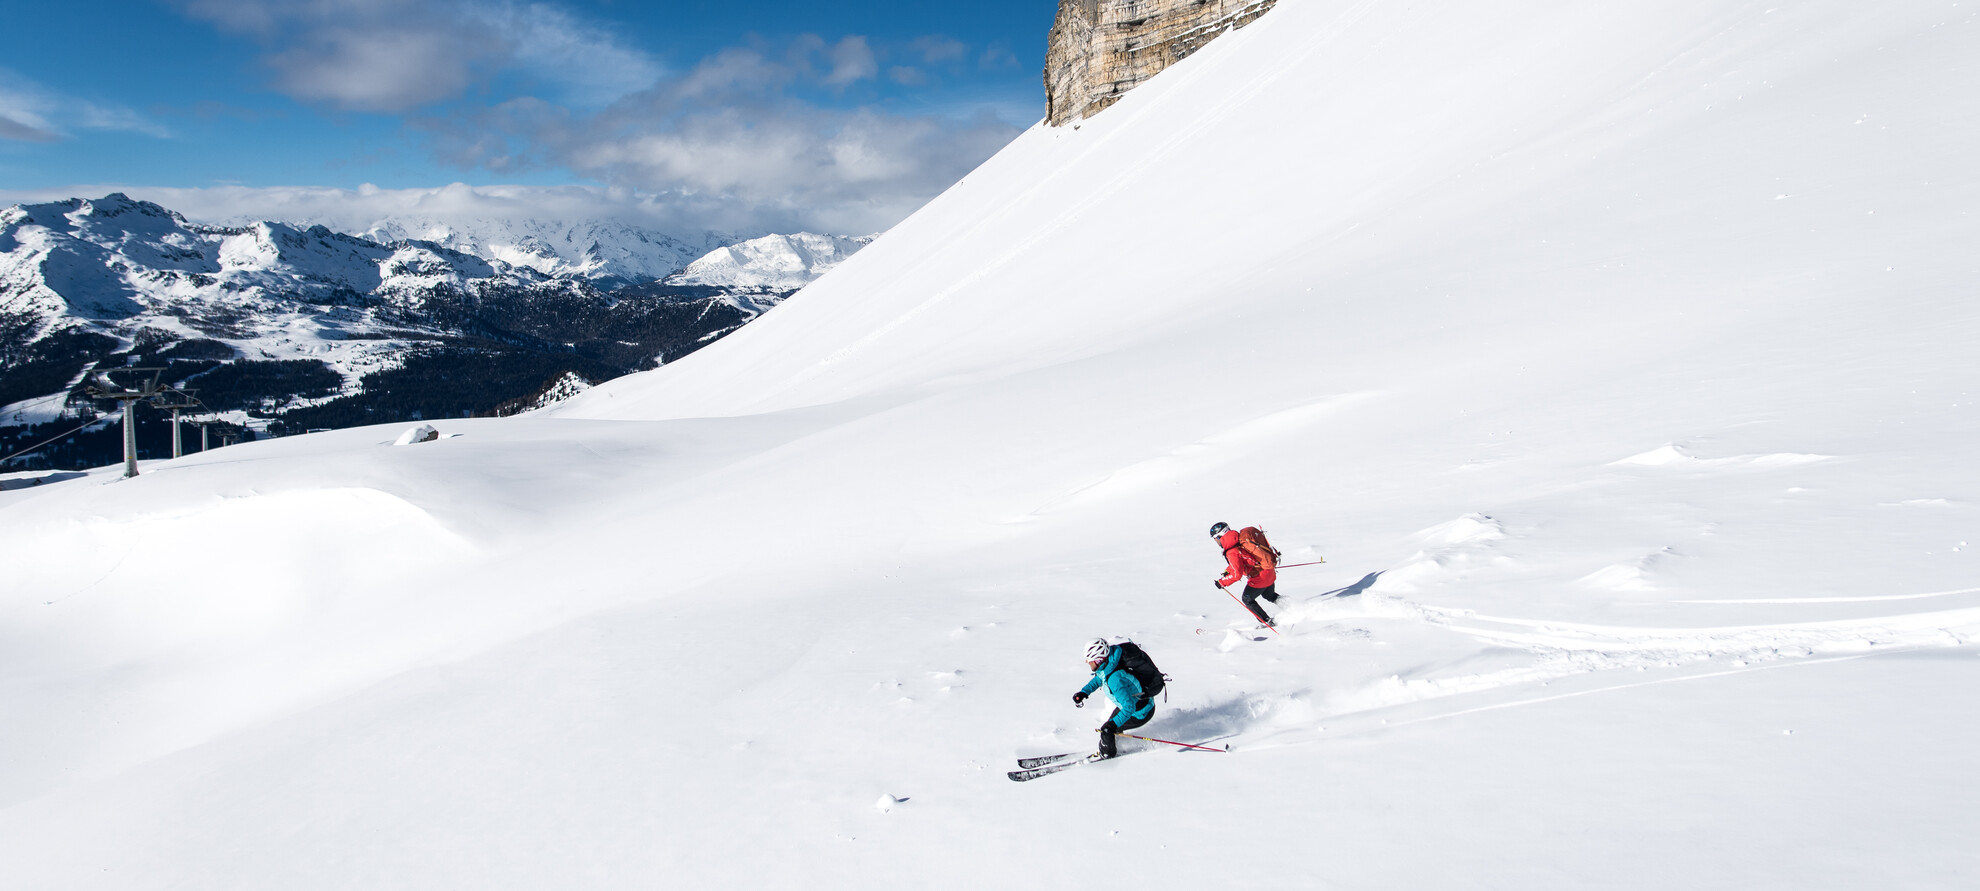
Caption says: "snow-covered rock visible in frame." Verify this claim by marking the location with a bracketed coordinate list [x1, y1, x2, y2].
[392, 424, 439, 445]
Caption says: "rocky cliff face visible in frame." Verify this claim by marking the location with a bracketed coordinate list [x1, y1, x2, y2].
[1044, 0, 1277, 126]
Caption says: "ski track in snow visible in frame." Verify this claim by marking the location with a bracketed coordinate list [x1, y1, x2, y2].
[1675, 586, 1980, 604]
[1244, 505, 1980, 740]
[1233, 581, 1979, 750]
[1376, 652, 1879, 731]
[1418, 602, 1979, 663]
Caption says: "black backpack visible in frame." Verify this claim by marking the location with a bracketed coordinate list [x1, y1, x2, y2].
[1113, 641, 1167, 699]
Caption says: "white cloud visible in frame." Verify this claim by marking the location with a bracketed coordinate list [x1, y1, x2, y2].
[174, 0, 662, 113]
[408, 43, 1025, 233]
[18, 17, 1030, 237]
[75, 102, 176, 139]
[824, 36, 879, 87]
[0, 73, 59, 141]
[0, 69, 168, 141]
[1, 86, 1022, 236]
[501, 4, 664, 105]
[0, 112, 61, 143]
[910, 36, 969, 65]
[979, 43, 1021, 71]
[265, 26, 501, 110]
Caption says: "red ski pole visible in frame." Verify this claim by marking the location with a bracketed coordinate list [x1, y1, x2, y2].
[1105, 729, 1229, 753]
[1217, 583, 1281, 635]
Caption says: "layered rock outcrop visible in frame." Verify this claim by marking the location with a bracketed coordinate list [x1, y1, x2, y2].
[1045, 0, 1278, 126]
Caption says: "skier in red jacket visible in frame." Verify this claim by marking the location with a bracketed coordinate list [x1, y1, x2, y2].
[1212, 521, 1280, 626]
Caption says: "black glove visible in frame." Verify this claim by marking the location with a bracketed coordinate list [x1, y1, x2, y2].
[1072, 691, 1087, 707]
[1214, 580, 1226, 589]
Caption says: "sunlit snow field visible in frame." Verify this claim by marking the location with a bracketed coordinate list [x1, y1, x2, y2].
[3, 1, 1977, 887]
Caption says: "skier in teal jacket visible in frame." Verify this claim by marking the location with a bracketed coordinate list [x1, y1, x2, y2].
[1073, 639, 1155, 759]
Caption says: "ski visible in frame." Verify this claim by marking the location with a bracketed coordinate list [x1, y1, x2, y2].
[1217, 584, 1283, 636]
[1008, 753, 1103, 782]
[1016, 752, 1081, 769]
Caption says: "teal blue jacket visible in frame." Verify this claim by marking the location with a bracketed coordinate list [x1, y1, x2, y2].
[1078, 647, 1154, 722]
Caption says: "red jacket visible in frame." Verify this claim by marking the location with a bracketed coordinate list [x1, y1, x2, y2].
[1216, 529, 1276, 588]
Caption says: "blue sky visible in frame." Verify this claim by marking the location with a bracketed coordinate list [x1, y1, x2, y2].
[0, 0, 1059, 233]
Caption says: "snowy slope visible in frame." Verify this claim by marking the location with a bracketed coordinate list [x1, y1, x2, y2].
[4, 1, 1980, 888]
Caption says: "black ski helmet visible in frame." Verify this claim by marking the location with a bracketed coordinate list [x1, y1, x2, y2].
[1209, 522, 1230, 539]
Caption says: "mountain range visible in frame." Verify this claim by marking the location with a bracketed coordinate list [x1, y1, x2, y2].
[0, 194, 870, 469]
[348, 215, 740, 289]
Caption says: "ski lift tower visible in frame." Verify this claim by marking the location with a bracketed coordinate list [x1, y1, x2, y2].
[152, 389, 201, 459]
[85, 368, 164, 478]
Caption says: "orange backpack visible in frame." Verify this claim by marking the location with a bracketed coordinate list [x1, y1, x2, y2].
[1236, 526, 1280, 572]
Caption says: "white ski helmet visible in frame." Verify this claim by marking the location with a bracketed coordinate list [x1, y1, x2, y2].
[1084, 638, 1112, 664]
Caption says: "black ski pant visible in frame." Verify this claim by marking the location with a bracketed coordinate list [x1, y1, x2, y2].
[1241, 582, 1280, 623]
[1099, 702, 1152, 757]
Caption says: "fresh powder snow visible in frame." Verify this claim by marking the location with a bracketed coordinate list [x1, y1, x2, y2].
[3, 1, 1978, 888]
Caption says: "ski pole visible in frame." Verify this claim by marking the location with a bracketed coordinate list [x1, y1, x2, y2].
[1104, 729, 1229, 753]
[1219, 586, 1283, 633]
[1277, 558, 1327, 569]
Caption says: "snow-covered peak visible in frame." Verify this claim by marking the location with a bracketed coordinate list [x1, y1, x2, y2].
[59, 193, 188, 234]
[663, 232, 876, 292]
[215, 222, 395, 287]
[3, 194, 196, 260]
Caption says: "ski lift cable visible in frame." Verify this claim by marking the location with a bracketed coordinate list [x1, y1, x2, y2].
[0, 415, 112, 466]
